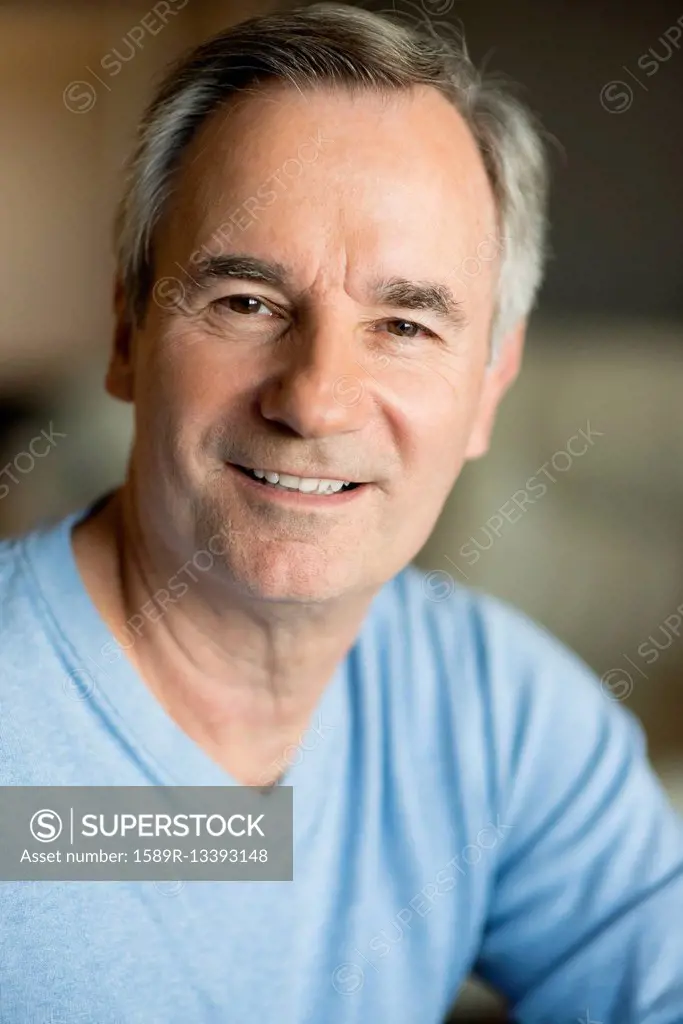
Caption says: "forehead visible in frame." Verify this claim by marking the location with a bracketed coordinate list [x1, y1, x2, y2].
[155, 83, 498, 288]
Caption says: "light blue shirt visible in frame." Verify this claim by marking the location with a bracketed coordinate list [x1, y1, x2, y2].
[1, 501, 683, 1023]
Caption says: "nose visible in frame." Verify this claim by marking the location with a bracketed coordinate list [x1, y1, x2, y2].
[259, 319, 372, 438]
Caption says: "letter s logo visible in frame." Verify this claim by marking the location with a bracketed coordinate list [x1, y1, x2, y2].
[30, 809, 63, 842]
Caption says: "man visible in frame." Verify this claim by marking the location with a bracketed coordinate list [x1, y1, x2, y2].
[1, 3, 682, 1022]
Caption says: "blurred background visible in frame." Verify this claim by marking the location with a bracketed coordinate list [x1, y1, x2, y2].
[0, 0, 681, 1019]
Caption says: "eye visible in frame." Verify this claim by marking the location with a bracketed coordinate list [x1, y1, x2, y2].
[211, 295, 274, 316]
[382, 318, 435, 340]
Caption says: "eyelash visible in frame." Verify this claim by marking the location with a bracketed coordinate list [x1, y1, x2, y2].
[210, 296, 275, 316]
[209, 295, 437, 341]
[374, 319, 436, 341]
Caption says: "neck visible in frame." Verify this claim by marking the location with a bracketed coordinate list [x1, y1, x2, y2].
[71, 487, 376, 784]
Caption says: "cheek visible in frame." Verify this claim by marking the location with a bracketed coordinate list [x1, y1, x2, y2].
[130, 346, 202, 474]
[136, 331, 229, 423]
[396, 363, 486, 479]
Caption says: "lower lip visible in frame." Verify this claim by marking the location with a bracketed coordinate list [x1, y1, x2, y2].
[224, 463, 369, 507]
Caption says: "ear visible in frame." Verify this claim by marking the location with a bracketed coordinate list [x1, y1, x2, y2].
[464, 319, 526, 461]
[105, 278, 135, 403]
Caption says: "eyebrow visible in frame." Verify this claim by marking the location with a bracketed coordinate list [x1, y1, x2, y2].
[370, 277, 467, 334]
[180, 254, 291, 301]
[179, 254, 467, 333]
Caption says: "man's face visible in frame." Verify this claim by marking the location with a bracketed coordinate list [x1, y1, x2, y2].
[109, 84, 521, 602]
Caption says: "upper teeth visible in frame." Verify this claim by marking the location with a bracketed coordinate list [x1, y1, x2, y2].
[251, 469, 350, 495]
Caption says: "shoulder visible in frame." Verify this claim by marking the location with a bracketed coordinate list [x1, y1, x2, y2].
[381, 563, 641, 798]
[384, 561, 602, 696]
[0, 515, 76, 673]
[0, 527, 54, 779]
[0, 530, 34, 633]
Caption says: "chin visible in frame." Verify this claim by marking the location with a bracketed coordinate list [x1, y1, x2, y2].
[228, 544, 356, 604]
[192, 497, 373, 603]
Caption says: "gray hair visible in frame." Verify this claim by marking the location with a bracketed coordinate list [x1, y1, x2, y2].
[115, 2, 550, 357]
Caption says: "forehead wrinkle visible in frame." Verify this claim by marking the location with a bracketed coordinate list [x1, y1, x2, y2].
[160, 90, 496, 333]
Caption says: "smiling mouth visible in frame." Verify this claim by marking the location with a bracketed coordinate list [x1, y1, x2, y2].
[231, 463, 362, 496]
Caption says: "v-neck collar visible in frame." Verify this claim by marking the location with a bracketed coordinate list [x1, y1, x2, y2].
[20, 501, 355, 829]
